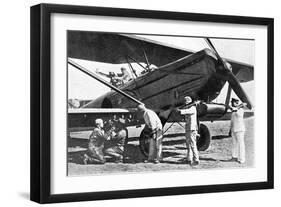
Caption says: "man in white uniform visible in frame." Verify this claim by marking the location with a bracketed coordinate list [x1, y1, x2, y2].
[178, 96, 199, 165]
[137, 104, 163, 163]
[230, 98, 247, 164]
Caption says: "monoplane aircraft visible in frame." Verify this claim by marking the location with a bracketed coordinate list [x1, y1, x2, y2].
[67, 32, 254, 157]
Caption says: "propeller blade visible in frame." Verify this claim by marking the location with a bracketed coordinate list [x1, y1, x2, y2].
[227, 71, 253, 109]
[205, 38, 253, 109]
[225, 83, 232, 106]
[205, 38, 220, 59]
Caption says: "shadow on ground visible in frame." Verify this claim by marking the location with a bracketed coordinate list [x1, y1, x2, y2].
[68, 136, 187, 165]
[212, 135, 231, 140]
[18, 192, 29, 200]
[68, 138, 146, 164]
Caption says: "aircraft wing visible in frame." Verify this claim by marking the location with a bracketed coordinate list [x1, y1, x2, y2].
[68, 31, 253, 82]
[68, 108, 137, 114]
[68, 31, 193, 67]
[68, 108, 140, 132]
[227, 60, 254, 83]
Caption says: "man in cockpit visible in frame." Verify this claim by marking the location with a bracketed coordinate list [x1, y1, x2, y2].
[114, 67, 132, 84]
[95, 69, 120, 86]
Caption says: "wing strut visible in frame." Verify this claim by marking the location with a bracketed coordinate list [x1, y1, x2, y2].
[68, 59, 144, 106]
[127, 55, 148, 72]
[143, 48, 150, 70]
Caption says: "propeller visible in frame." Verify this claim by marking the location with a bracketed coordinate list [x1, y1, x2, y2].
[205, 38, 253, 110]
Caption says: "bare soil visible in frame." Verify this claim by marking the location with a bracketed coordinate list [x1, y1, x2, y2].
[67, 118, 254, 176]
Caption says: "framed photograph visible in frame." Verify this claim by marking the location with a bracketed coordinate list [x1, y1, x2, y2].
[30, 3, 274, 203]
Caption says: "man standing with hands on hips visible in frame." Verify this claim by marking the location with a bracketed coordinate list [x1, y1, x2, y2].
[229, 98, 247, 164]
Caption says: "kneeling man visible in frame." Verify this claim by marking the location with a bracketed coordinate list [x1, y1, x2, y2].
[83, 118, 110, 164]
[104, 119, 127, 163]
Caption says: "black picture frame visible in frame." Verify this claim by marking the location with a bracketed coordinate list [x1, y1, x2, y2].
[30, 3, 274, 204]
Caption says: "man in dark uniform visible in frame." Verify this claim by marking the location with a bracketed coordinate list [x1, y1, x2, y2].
[104, 118, 128, 163]
[83, 118, 110, 164]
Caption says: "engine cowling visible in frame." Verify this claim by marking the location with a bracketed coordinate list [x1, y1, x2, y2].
[197, 103, 226, 118]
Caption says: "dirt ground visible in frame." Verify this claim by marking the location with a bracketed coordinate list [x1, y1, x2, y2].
[67, 117, 254, 176]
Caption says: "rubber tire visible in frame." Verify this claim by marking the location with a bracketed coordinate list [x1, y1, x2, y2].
[139, 129, 149, 158]
[197, 123, 211, 151]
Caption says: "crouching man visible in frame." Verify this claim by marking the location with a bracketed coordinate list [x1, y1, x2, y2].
[137, 104, 163, 164]
[104, 118, 128, 163]
[83, 118, 110, 164]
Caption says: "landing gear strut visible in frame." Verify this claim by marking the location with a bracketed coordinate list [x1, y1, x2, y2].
[139, 123, 211, 157]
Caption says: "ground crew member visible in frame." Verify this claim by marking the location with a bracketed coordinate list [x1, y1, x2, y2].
[104, 118, 128, 163]
[83, 118, 111, 164]
[229, 98, 247, 164]
[137, 104, 163, 164]
[178, 96, 200, 165]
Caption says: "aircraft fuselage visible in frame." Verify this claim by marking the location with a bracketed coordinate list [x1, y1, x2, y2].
[83, 49, 226, 112]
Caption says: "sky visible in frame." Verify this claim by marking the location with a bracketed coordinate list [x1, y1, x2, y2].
[68, 35, 254, 105]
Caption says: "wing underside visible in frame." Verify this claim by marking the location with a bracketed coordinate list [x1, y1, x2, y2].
[68, 31, 254, 83]
[68, 108, 140, 132]
[68, 31, 191, 67]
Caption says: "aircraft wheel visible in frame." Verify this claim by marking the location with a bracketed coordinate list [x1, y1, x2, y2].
[197, 123, 211, 151]
[139, 128, 149, 158]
